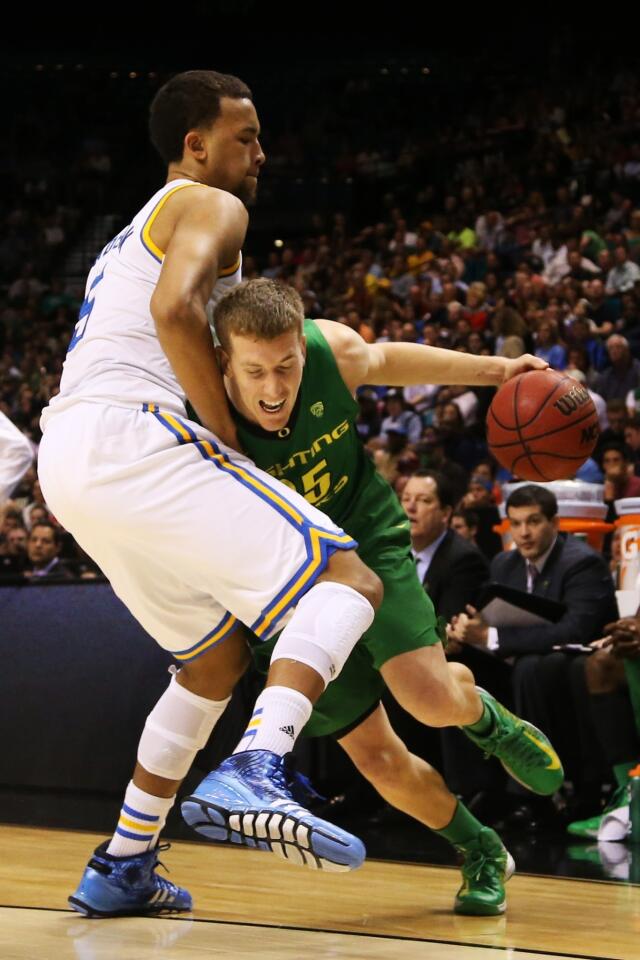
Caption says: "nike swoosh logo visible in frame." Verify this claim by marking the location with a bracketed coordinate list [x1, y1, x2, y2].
[524, 731, 561, 770]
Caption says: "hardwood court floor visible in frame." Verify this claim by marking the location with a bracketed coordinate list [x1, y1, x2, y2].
[0, 825, 637, 960]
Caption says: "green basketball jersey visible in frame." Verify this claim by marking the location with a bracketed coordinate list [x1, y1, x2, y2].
[232, 319, 409, 554]
[233, 319, 443, 738]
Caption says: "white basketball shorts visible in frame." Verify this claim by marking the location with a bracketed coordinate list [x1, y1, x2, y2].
[38, 401, 356, 661]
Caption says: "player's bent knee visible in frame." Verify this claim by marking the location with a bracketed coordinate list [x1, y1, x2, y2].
[270, 580, 376, 687]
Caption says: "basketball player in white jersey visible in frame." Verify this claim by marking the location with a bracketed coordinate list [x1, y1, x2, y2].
[38, 70, 382, 918]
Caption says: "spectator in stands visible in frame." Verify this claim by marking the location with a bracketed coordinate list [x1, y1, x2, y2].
[24, 522, 73, 582]
[1, 504, 23, 540]
[534, 317, 567, 370]
[605, 245, 640, 295]
[594, 336, 640, 402]
[600, 441, 640, 504]
[22, 478, 49, 530]
[372, 425, 410, 487]
[623, 416, 640, 474]
[414, 427, 469, 507]
[597, 398, 629, 452]
[0, 524, 28, 578]
[380, 389, 422, 444]
[450, 507, 480, 546]
[566, 316, 608, 375]
[585, 278, 619, 338]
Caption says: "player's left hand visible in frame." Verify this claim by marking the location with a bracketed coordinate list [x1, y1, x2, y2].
[501, 354, 548, 384]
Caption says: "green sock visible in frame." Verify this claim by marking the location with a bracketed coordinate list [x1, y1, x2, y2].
[465, 701, 494, 736]
[614, 761, 636, 789]
[435, 800, 484, 849]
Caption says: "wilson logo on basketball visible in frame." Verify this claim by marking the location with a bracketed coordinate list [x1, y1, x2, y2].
[553, 385, 590, 417]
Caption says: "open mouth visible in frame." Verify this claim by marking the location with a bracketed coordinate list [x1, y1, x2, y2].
[259, 399, 285, 414]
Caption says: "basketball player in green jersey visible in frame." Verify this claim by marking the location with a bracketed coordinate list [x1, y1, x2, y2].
[213, 278, 563, 916]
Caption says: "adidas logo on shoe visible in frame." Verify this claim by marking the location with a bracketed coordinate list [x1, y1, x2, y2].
[279, 725, 295, 739]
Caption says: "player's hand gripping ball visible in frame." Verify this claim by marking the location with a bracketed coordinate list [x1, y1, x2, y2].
[487, 369, 600, 481]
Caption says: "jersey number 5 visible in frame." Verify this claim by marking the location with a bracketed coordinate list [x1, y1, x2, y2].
[68, 268, 105, 353]
[301, 459, 331, 505]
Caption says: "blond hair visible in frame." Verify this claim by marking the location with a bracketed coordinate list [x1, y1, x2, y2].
[214, 278, 304, 352]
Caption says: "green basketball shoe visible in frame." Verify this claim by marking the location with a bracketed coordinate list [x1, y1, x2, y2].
[462, 688, 564, 796]
[454, 828, 515, 916]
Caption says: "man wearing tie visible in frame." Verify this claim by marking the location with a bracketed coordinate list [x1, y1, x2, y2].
[450, 484, 618, 821]
[402, 470, 489, 623]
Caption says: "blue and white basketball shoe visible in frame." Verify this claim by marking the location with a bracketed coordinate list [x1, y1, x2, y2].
[181, 750, 366, 872]
[68, 842, 192, 917]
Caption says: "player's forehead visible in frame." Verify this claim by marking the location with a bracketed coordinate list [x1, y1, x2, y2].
[230, 329, 300, 366]
[213, 96, 260, 134]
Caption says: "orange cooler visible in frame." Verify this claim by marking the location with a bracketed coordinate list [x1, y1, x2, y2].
[614, 498, 640, 591]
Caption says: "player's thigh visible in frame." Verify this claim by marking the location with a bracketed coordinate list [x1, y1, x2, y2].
[360, 547, 442, 670]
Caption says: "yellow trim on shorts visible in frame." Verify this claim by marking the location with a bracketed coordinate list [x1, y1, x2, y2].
[197, 438, 306, 526]
[172, 613, 238, 662]
[252, 526, 353, 638]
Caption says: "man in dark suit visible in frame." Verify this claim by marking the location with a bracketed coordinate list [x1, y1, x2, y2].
[451, 484, 618, 818]
[402, 470, 489, 622]
[452, 484, 617, 655]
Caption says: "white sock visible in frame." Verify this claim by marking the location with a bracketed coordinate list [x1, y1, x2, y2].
[107, 780, 175, 857]
[233, 686, 312, 755]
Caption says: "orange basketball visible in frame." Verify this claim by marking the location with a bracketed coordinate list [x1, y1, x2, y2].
[487, 369, 600, 481]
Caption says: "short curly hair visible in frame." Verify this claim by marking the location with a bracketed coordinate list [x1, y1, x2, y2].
[149, 70, 252, 165]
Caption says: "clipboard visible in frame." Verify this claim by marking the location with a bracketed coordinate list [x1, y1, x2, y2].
[477, 582, 566, 628]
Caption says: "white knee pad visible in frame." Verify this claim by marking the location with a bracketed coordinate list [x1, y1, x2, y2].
[137, 675, 229, 780]
[270, 581, 375, 688]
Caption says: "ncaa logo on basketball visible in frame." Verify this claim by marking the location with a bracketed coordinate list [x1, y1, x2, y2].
[310, 401, 324, 418]
[580, 423, 599, 446]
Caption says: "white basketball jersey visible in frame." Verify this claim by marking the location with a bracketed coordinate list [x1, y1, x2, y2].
[44, 180, 241, 420]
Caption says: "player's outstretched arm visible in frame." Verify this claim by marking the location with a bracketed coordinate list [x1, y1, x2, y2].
[316, 319, 547, 392]
[150, 187, 248, 448]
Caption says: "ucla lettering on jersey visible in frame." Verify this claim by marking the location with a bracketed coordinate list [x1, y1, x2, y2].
[43, 180, 241, 423]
